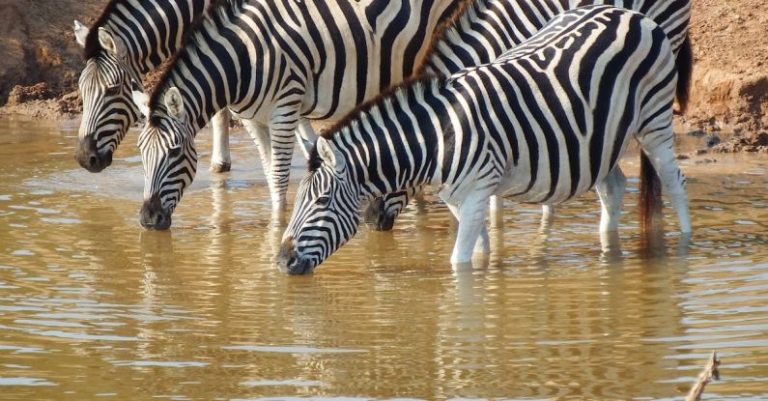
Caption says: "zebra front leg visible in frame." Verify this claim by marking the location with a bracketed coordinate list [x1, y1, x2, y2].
[210, 109, 232, 173]
[446, 193, 491, 265]
[242, 119, 273, 177]
[595, 166, 627, 233]
[268, 123, 299, 215]
[640, 137, 692, 234]
[296, 119, 318, 160]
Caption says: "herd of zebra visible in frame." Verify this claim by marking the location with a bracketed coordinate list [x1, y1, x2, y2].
[73, 0, 693, 273]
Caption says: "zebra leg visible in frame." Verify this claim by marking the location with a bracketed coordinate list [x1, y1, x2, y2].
[268, 123, 300, 214]
[296, 119, 318, 160]
[640, 137, 692, 234]
[209, 109, 232, 173]
[541, 204, 555, 226]
[242, 119, 273, 176]
[446, 193, 491, 265]
[489, 195, 503, 228]
[595, 166, 627, 232]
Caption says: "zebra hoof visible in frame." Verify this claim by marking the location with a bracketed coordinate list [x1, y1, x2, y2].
[210, 162, 231, 173]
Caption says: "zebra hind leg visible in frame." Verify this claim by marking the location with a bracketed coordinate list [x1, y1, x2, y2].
[639, 137, 692, 234]
[210, 109, 232, 173]
[595, 166, 627, 233]
[489, 195, 503, 228]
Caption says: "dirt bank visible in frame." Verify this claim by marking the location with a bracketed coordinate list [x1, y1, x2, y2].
[0, 0, 766, 150]
[681, 0, 768, 152]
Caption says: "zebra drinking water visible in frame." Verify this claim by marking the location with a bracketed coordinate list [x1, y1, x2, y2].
[277, 5, 692, 273]
[367, 0, 692, 231]
[73, 0, 242, 174]
[129, 0, 463, 229]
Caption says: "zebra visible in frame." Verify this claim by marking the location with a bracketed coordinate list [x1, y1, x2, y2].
[129, 0, 462, 229]
[276, 5, 692, 274]
[366, 0, 693, 231]
[73, 0, 243, 174]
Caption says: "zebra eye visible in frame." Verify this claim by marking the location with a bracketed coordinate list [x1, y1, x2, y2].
[316, 195, 331, 206]
[167, 146, 182, 158]
[105, 84, 121, 96]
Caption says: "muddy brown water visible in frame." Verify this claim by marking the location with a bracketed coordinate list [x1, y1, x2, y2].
[0, 118, 767, 400]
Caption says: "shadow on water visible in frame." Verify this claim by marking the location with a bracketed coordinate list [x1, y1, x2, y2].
[0, 120, 767, 400]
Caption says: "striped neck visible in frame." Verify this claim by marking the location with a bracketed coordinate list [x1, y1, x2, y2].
[150, 2, 261, 133]
[322, 77, 450, 199]
[94, 0, 212, 74]
[422, 0, 569, 75]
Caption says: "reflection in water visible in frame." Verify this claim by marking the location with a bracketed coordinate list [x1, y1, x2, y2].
[0, 121, 767, 400]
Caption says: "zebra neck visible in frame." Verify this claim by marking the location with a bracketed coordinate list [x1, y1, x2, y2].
[425, 0, 567, 75]
[328, 80, 448, 199]
[101, 0, 212, 73]
[151, 1, 284, 131]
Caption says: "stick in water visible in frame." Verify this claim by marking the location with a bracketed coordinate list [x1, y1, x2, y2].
[685, 351, 721, 401]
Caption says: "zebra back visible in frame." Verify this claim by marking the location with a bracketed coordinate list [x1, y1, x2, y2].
[417, 0, 690, 76]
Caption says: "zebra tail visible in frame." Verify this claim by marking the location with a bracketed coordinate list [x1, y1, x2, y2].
[674, 34, 693, 115]
[639, 152, 662, 233]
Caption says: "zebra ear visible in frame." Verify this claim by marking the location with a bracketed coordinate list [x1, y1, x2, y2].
[131, 90, 150, 117]
[164, 87, 185, 120]
[97, 27, 127, 60]
[73, 20, 89, 48]
[317, 137, 345, 173]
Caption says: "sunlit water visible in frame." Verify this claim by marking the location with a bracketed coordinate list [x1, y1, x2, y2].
[0, 118, 766, 401]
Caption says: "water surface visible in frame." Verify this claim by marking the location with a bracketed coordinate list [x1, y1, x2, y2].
[0, 119, 766, 400]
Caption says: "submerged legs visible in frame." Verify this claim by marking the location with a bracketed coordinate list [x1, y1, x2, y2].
[595, 166, 627, 233]
[639, 135, 692, 234]
[446, 193, 491, 265]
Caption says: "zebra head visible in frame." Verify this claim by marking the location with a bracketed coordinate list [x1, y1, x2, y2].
[74, 21, 142, 172]
[277, 137, 361, 274]
[133, 88, 197, 230]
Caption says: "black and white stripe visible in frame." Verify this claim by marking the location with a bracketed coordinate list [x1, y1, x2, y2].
[422, 0, 690, 74]
[370, 0, 692, 229]
[278, 5, 692, 273]
[74, 0, 235, 174]
[133, 0, 462, 229]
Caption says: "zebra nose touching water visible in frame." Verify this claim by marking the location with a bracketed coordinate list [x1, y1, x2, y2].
[277, 5, 693, 273]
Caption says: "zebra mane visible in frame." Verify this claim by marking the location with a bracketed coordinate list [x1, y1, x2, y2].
[413, 0, 479, 76]
[308, 73, 443, 172]
[147, 0, 244, 124]
[82, 0, 124, 59]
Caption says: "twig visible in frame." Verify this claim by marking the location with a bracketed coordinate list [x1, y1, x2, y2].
[685, 351, 721, 401]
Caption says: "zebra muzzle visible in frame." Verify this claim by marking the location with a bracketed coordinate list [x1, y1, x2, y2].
[140, 195, 172, 230]
[363, 197, 396, 231]
[75, 136, 113, 173]
[276, 236, 313, 275]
